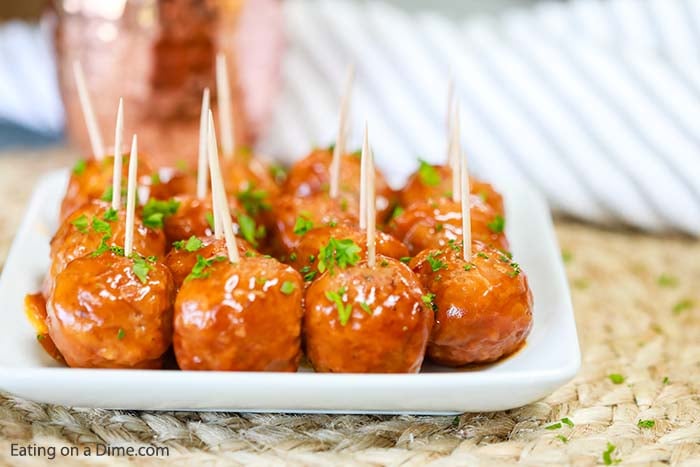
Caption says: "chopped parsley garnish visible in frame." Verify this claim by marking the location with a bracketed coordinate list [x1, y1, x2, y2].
[426, 252, 446, 272]
[390, 205, 404, 220]
[380, 259, 389, 267]
[562, 249, 573, 264]
[326, 287, 352, 325]
[340, 198, 349, 212]
[545, 423, 562, 430]
[132, 255, 155, 284]
[435, 223, 444, 232]
[561, 417, 574, 428]
[417, 159, 440, 186]
[487, 215, 505, 234]
[477, 252, 490, 260]
[205, 211, 215, 231]
[245, 250, 255, 257]
[91, 217, 112, 236]
[499, 255, 511, 263]
[185, 255, 226, 281]
[293, 216, 314, 235]
[72, 159, 87, 175]
[508, 262, 521, 278]
[448, 239, 462, 252]
[173, 236, 203, 252]
[269, 164, 287, 183]
[637, 420, 655, 429]
[422, 293, 437, 311]
[400, 256, 412, 264]
[317, 238, 361, 275]
[303, 270, 317, 282]
[103, 208, 118, 222]
[327, 219, 338, 227]
[280, 281, 296, 295]
[662, 376, 670, 385]
[672, 299, 694, 315]
[608, 373, 625, 384]
[360, 302, 372, 315]
[556, 435, 568, 443]
[142, 199, 180, 229]
[602, 442, 621, 465]
[289, 252, 298, 261]
[150, 172, 161, 185]
[463, 263, 475, 271]
[238, 213, 265, 247]
[71, 214, 89, 233]
[237, 184, 271, 216]
[308, 254, 316, 263]
[117, 328, 126, 340]
[657, 274, 678, 287]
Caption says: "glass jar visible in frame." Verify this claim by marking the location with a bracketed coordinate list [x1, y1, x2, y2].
[51, 0, 284, 167]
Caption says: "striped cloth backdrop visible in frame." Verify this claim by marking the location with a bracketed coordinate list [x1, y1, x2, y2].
[0, 0, 699, 235]
[258, 0, 700, 236]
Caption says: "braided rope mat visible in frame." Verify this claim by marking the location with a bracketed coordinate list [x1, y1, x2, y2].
[1, 149, 700, 465]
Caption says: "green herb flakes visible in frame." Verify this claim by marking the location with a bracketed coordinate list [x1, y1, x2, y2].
[417, 159, 440, 186]
[317, 238, 361, 275]
[637, 420, 655, 429]
[280, 281, 296, 295]
[293, 216, 314, 235]
[72, 159, 87, 175]
[117, 328, 126, 340]
[608, 373, 625, 384]
[71, 214, 89, 233]
[487, 215, 505, 234]
[142, 199, 180, 229]
[326, 287, 352, 326]
[602, 442, 621, 465]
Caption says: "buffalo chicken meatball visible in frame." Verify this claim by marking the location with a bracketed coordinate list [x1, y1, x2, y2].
[387, 196, 508, 256]
[399, 162, 505, 216]
[282, 148, 395, 222]
[48, 200, 166, 295]
[47, 251, 175, 368]
[288, 224, 409, 280]
[304, 256, 433, 373]
[174, 255, 304, 371]
[410, 243, 533, 366]
[165, 235, 254, 288]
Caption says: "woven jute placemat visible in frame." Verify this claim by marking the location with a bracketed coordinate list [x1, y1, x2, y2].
[1, 148, 699, 465]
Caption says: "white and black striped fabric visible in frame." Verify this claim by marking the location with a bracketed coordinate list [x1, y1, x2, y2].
[258, 0, 700, 236]
[1, 0, 699, 235]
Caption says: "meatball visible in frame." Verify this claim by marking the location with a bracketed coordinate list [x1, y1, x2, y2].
[281, 148, 396, 222]
[304, 256, 433, 373]
[387, 196, 509, 256]
[410, 243, 533, 366]
[223, 154, 280, 200]
[144, 166, 197, 201]
[165, 235, 254, 288]
[267, 192, 358, 256]
[399, 163, 505, 216]
[60, 155, 152, 221]
[288, 224, 409, 279]
[174, 255, 304, 371]
[48, 200, 166, 295]
[47, 252, 175, 368]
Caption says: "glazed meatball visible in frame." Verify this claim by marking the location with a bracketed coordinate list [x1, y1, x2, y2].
[60, 155, 152, 221]
[144, 166, 197, 201]
[304, 256, 433, 373]
[24, 292, 64, 364]
[267, 192, 358, 256]
[410, 243, 533, 366]
[399, 163, 505, 216]
[223, 153, 280, 200]
[288, 224, 409, 279]
[48, 200, 166, 295]
[165, 235, 254, 288]
[174, 255, 304, 371]
[281, 148, 395, 222]
[47, 252, 175, 368]
[387, 196, 508, 256]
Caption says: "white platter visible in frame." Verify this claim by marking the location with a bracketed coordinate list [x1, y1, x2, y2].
[0, 170, 579, 414]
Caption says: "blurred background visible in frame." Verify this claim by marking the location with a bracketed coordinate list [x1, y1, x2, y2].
[1, 0, 699, 237]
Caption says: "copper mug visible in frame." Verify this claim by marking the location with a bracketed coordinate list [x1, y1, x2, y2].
[51, 0, 284, 167]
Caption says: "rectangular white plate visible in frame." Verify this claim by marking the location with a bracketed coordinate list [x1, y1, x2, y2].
[0, 170, 579, 414]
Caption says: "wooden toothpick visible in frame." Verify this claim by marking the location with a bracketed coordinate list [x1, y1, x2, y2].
[216, 53, 235, 160]
[330, 64, 355, 199]
[72, 60, 105, 160]
[111, 98, 124, 211]
[364, 126, 376, 267]
[208, 111, 239, 263]
[124, 135, 138, 257]
[457, 105, 472, 261]
[359, 122, 369, 230]
[197, 88, 211, 200]
[450, 93, 460, 203]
